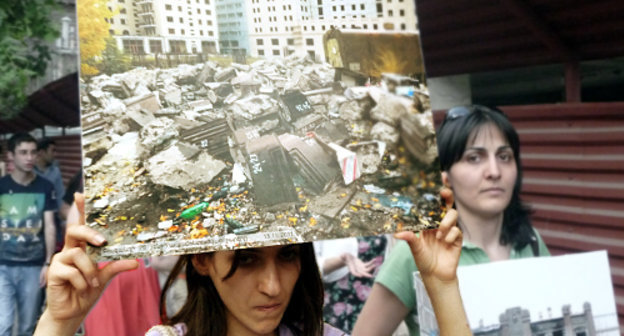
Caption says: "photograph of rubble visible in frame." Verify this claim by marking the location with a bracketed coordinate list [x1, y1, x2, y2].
[78, 0, 444, 259]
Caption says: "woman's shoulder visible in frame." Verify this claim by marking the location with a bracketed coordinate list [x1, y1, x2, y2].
[145, 323, 187, 336]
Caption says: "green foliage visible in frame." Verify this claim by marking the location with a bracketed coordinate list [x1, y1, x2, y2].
[98, 37, 131, 75]
[0, 0, 59, 120]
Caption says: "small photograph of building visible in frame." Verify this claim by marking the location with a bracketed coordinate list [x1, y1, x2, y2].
[415, 251, 620, 336]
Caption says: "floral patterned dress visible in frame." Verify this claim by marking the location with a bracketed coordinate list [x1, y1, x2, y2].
[322, 235, 387, 333]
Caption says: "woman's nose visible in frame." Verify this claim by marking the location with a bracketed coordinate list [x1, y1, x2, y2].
[485, 155, 501, 179]
[258, 262, 281, 296]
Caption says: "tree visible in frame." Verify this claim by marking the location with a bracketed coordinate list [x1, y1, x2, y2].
[98, 37, 131, 75]
[0, 0, 59, 119]
[77, 0, 114, 76]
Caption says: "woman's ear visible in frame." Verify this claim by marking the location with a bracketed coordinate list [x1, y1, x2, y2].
[442, 171, 452, 188]
[191, 254, 213, 276]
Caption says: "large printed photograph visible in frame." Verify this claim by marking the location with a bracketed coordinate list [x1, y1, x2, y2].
[78, 0, 444, 259]
[415, 251, 621, 336]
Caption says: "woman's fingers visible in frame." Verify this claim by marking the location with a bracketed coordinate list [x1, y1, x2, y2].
[445, 226, 463, 246]
[440, 187, 454, 209]
[98, 260, 139, 286]
[54, 247, 100, 288]
[64, 225, 106, 250]
[51, 262, 90, 294]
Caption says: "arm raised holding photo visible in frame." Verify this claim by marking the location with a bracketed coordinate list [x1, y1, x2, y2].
[34, 194, 138, 336]
[395, 188, 471, 336]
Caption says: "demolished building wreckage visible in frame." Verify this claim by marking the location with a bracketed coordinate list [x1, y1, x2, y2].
[81, 54, 444, 259]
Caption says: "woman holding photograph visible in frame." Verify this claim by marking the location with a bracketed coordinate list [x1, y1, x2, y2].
[34, 191, 470, 336]
[353, 105, 551, 336]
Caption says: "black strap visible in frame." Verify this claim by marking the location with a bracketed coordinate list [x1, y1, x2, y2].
[530, 231, 540, 256]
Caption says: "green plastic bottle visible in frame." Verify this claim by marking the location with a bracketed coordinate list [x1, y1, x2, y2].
[180, 202, 210, 219]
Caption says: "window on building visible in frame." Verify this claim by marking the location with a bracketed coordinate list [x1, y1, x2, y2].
[208, 20, 212, 25]
[361, 4, 365, 9]
[352, 4, 355, 10]
[181, 29, 185, 35]
[118, 0, 124, 3]
[363, 24, 368, 29]
[121, 19, 126, 24]
[307, 50, 315, 59]
[200, 30, 204, 35]
[388, 10, 393, 16]
[332, 5, 336, 11]
[258, 49, 264, 56]
[209, 31, 213, 36]
[306, 38, 313, 46]
[120, 8, 126, 14]
[167, 16, 173, 22]
[166, 4, 172, 10]
[110, 18, 114, 23]
[179, 17, 184, 23]
[178, 6, 182, 11]
[373, 23, 378, 30]
[205, 9, 211, 15]
[149, 40, 162, 53]
[205, 0, 210, 3]
[168, 28, 175, 34]
[271, 38, 278, 45]
[108, 29, 114, 34]
[272, 49, 280, 56]
[340, 5, 344, 10]
[287, 38, 294, 46]
[400, 9, 405, 16]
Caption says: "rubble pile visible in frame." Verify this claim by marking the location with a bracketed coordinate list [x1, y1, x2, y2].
[81, 53, 442, 258]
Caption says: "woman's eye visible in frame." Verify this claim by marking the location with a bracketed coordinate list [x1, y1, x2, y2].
[466, 154, 480, 163]
[279, 248, 299, 262]
[498, 152, 513, 162]
[238, 253, 257, 265]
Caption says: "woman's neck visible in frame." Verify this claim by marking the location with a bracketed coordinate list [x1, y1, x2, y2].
[456, 206, 510, 261]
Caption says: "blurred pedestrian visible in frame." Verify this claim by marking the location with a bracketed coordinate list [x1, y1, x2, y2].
[0, 133, 56, 336]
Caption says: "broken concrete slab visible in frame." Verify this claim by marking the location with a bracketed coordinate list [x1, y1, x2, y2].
[124, 92, 161, 114]
[371, 121, 400, 146]
[214, 67, 237, 82]
[146, 143, 225, 190]
[369, 93, 412, 126]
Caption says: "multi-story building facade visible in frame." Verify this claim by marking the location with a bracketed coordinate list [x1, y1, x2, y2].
[107, 0, 219, 55]
[247, 0, 418, 61]
[215, 0, 249, 56]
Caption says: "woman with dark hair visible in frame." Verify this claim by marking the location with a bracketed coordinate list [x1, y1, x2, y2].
[34, 190, 470, 336]
[353, 105, 550, 336]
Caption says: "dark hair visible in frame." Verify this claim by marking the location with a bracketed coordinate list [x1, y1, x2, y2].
[37, 137, 56, 151]
[8, 133, 37, 153]
[436, 105, 534, 250]
[160, 242, 324, 336]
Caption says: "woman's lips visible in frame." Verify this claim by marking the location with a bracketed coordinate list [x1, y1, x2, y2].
[255, 303, 282, 312]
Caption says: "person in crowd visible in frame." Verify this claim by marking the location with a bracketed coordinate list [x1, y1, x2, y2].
[35, 137, 65, 251]
[59, 170, 82, 221]
[34, 188, 470, 336]
[353, 105, 551, 336]
[0, 133, 56, 336]
[35, 138, 64, 209]
[314, 235, 391, 333]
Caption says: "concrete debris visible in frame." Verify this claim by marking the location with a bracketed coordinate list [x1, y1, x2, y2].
[371, 121, 400, 146]
[146, 143, 226, 190]
[160, 86, 183, 106]
[369, 93, 412, 126]
[139, 118, 179, 156]
[81, 56, 441, 252]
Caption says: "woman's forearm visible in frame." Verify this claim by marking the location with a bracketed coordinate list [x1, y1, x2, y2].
[34, 309, 84, 336]
[421, 276, 472, 336]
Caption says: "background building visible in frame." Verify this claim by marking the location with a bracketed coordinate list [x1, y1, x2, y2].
[108, 0, 219, 55]
[216, 0, 249, 56]
[472, 303, 597, 336]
